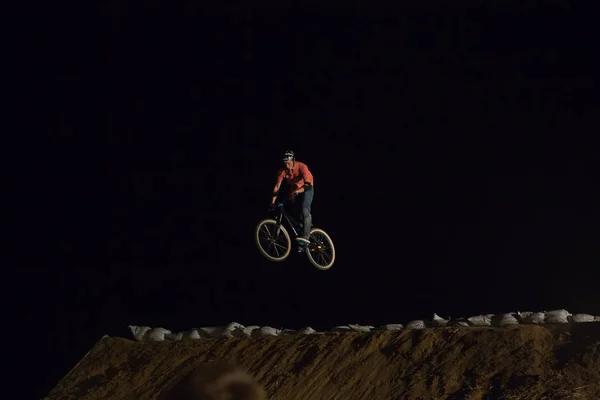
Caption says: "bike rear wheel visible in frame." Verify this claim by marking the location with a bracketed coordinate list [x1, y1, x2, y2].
[305, 228, 335, 270]
[255, 219, 292, 262]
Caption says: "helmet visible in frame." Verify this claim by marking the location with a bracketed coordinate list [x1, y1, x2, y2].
[282, 150, 295, 161]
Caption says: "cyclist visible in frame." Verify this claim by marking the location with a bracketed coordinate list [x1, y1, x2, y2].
[269, 150, 314, 244]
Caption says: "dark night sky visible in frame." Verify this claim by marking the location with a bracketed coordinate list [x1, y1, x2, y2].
[7, 2, 600, 399]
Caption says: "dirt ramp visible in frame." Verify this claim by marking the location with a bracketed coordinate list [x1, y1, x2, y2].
[157, 361, 266, 400]
[45, 324, 600, 400]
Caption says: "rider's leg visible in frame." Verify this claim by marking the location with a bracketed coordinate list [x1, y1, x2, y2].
[296, 188, 314, 243]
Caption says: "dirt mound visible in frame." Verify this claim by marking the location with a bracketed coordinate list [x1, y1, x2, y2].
[157, 361, 267, 400]
[45, 323, 600, 400]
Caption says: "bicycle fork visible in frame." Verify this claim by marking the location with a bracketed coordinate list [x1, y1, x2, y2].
[274, 214, 284, 238]
[274, 223, 282, 238]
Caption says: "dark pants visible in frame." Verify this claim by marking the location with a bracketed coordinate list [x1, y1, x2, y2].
[294, 188, 314, 237]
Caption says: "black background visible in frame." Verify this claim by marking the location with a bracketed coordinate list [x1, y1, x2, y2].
[7, 2, 600, 399]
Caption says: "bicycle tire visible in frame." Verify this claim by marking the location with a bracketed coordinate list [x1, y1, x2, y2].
[304, 227, 335, 270]
[255, 218, 292, 262]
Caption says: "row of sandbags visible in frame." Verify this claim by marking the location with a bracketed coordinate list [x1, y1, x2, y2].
[128, 309, 600, 342]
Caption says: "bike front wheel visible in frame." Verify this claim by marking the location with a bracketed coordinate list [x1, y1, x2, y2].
[305, 228, 335, 270]
[255, 219, 292, 262]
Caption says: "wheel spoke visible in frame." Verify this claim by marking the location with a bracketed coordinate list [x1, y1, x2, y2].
[320, 252, 332, 263]
[272, 242, 287, 251]
[262, 224, 273, 238]
[271, 242, 280, 257]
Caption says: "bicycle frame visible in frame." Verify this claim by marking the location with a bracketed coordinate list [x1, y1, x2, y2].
[272, 203, 302, 238]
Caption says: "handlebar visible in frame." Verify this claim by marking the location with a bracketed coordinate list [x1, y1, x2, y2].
[268, 200, 288, 211]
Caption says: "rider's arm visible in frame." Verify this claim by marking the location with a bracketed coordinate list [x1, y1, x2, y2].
[294, 164, 313, 194]
[294, 182, 312, 194]
[271, 172, 284, 204]
[271, 181, 281, 204]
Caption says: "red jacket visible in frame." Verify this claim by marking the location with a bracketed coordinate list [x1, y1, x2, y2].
[276, 161, 314, 193]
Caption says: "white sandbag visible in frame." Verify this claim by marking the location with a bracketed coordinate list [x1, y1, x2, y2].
[544, 309, 571, 324]
[378, 324, 404, 331]
[569, 313, 596, 323]
[261, 326, 281, 336]
[220, 322, 245, 338]
[166, 332, 183, 341]
[467, 314, 493, 326]
[129, 325, 151, 342]
[348, 324, 374, 333]
[279, 329, 297, 335]
[331, 326, 351, 332]
[492, 313, 519, 327]
[517, 311, 545, 324]
[147, 327, 172, 341]
[199, 326, 223, 338]
[251, 326, 280, 338]
[430, 313, 449, 327]
[595, 316, 600, 322]
[239, 325, 260, 338]
[180, 329, 202, 340]
[296, 327, 317, 335]
[449, 318, 470, 327]
[230, 326, 246, 337]
[405, 320, 426, 330]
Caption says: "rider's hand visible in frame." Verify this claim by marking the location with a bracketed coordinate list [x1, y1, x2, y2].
[289, 191, 298, 200]
[268, 203, 276, 211]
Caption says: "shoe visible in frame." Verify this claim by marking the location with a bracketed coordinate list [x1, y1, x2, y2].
[295, 235, 310, 244]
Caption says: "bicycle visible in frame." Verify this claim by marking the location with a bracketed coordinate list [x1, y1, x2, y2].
[254, 200, 336, 270]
